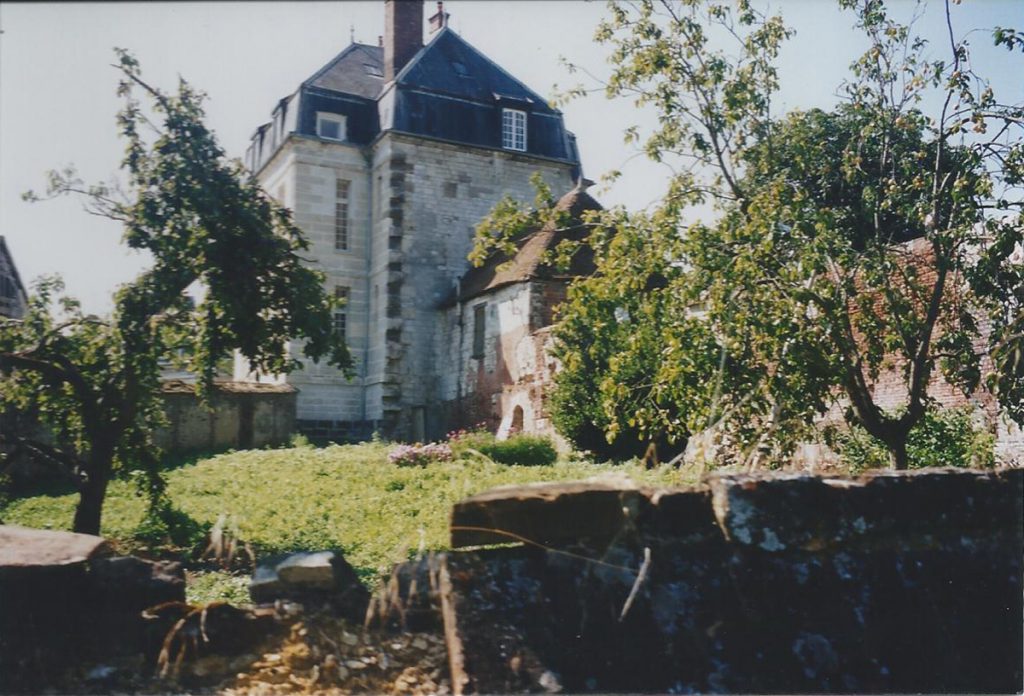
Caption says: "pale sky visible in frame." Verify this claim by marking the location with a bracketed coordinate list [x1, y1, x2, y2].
[1, 1, 1020, 314]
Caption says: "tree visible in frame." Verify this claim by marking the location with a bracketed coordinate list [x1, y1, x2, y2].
[548, 208, 694, 460]
[0, 51, 351, 534]
[549, 0, 1022, 468]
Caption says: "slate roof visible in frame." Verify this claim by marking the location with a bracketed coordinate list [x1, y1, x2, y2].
[247, 24, 579, 171]
[395, 28, 556, 115]
[0, 237, 25, 298]
[307, 43, 385, 100]
[0, 236, 27, 320]
[457, 185, 602, 303]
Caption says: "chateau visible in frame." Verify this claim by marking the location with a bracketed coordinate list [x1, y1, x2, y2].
[240, 1, 592, 442]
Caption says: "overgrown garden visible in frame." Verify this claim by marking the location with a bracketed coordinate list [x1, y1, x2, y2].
[475, 0, 1023, 468]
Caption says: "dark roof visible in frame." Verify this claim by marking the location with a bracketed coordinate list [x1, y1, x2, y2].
[0, 236, 27, 301]
[307, 43, 385, 100]
[396, 28, 556, 115]
[458, 186, 602, 302]
[248, 24, 580, 171]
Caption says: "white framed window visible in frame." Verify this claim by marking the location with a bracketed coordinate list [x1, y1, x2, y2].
[502, 109, 527, 151]
[335, 179, 350, 250]
[316, 112, 347, 141]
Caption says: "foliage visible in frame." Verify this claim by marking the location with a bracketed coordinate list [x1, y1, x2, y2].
[0, 443, 693, 592]
[539, 0, 1023, 469]
[185, 570, 252, 606]
[131, 498, 209, 552]
[470, 173, 574, 267]
[289, 433, 314, 449]
[388, 442, 454, 467]
[826, 407, 996, 471]
[0, 51, 350, 534]
[448, 427, 558, 465]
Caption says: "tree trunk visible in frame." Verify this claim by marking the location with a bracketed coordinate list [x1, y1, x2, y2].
[888, 437, 909, 471]
[72, 473, 109, 535]
[72, 446, 113, 535]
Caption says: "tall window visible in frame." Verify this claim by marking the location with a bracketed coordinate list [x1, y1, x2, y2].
[472, 303, 486, 358]
[316, 112, 346, 141]
[333, 286, 349, 339]
[502, 109, 527, 151]
[335, 179, 350, 250]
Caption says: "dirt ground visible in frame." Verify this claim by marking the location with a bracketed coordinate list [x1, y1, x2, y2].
[36, 609, 450, 695]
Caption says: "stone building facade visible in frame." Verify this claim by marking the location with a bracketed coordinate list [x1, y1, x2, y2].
[240, 0, 583, 441]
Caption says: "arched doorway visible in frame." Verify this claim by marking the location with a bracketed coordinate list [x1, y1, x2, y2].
[510, 405, 524, 435]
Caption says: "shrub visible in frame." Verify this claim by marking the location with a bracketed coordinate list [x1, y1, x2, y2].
[828, 407, 996, 471]
[289, 433, 313, 449]
[451, 429, 557, 466]
[132, 501, 209, 551]
[388, 442, 453, 467]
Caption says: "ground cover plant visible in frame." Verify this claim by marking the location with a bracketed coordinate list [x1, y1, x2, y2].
[1, 442, 693, 600]
[448, 429, 559, 466]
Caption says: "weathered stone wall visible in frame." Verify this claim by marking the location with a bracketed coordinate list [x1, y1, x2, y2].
[238, 136, 374, 424]
[440, 280, 566, 439]
[0, 526, 184, 692]
[155, 381, 296, 453]
[243, 130, 574, 442]
[429, 469, 1023, 694]
[369, 133, 574, 440]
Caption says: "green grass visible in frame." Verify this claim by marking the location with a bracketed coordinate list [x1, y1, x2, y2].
[2, 443, 693, 583]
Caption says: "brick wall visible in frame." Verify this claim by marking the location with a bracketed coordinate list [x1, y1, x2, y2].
[439, 280, 568, 441]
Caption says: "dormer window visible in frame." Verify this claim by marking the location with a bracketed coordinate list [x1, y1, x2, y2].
[316, 112, 347, 141]
[502, 109, 526, 151]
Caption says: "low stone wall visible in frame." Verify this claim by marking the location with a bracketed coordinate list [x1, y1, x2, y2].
[294, 418, 378, 445]
[394, 468, 1023, 694]
[156, 380, 297, 453]
[0, 526, 185, 691]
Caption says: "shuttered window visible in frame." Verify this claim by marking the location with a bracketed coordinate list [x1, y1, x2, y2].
[472, 303, 486, 358]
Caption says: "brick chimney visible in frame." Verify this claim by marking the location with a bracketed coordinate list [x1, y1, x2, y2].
[384, 0, 423, 82]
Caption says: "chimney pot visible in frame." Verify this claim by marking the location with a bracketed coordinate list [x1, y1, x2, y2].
[428, 0, 449, 34]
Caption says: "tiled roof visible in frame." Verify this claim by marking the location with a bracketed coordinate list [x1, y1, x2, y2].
[458, 186, 602, 302]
